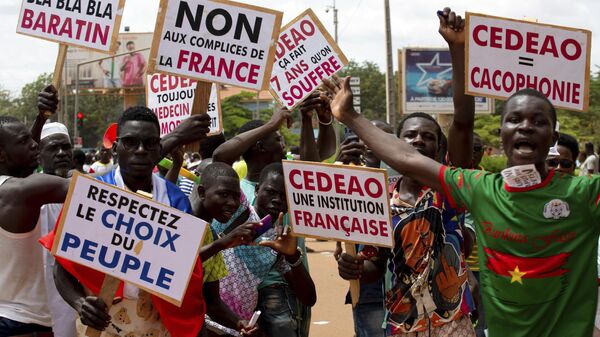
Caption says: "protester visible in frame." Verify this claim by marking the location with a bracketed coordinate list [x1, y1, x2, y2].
[334, 120, 394, 337]
[254, 163, 317, 337]
[193, 162, 262, 336]
[38, 122, 78, 337]
[581, 142, 598, 175]
[334, 9, 477, 337]
[88, 147, 114, 177]
[45, 107, 211, 337]
[547, 133, 579, 175]
[72, 149, 87, 174]
[325, 12, 600, 336]
[0, 86, 71, 336]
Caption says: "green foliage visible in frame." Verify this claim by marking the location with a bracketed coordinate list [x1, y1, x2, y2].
[76, 93, 123, 147]
[339, 60, 386, 121]
[11, 73, 52, 124]
[0, 88, 15, 116]
[474, 114, 501, 148]
[480, 155, 507, 173]
[221, 91, 299, 149]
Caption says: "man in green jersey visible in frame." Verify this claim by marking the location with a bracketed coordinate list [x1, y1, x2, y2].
[323, 31, 599, 337]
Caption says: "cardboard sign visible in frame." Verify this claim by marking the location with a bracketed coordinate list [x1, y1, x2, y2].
[282, 160, 393, 248]
[16, 0, 125, 53]
[269, 9, 348, 109]
[51, 173, 207, 306]
[466, 12, 591, 111]
[148, 0, 283, 90]
[147, 74, 222, 137]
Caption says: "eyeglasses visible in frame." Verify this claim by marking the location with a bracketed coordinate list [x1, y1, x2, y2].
[547, 158, 574, 169]
[117, 136, 161, 151]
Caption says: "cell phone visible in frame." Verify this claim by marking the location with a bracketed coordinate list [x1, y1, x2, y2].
[344, 127, 358, 142]
[254, 214, 273, 238]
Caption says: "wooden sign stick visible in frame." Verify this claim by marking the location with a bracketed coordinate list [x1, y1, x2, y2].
[344, 242, 360, 308]
[85, 275, 120, 337]
[44, 43, 68, 118]
[186, 81, 213, 153]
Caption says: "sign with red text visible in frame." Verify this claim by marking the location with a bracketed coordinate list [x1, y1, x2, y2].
[269, 9, 348, 109]
[282, 160, 393, 247]
[147, 74, 222, 137]
[466, 12, 591, 111]
[148, 0, 283, 90]
[17, 0, 125, 53]
[51, 172, 207, 306]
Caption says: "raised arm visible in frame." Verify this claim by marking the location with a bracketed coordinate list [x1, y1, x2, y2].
[31, 85, 59, 143]
[212, 109, 292, 166]
[439, 8, 475, 168]
[324, 77, 444, 193]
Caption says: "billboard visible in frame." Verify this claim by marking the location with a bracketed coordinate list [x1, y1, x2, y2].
[402, 48, 492, 114]
[65, 32, 152, 89]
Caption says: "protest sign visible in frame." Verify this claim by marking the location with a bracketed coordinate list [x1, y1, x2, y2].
[465, 12, 591, 111]
[17, 0, 125, 53]
[147, 74, 222, 137]
[51, 172, 207, 306]
[282, 160, 393, 248]
[269, 9, 348, 109]
[402, 48, 491, 113]
[148, 0, 283, 90]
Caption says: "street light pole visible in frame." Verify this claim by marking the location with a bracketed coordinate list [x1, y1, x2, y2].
[326, 1, 338, 43]
[384, 0, 397, 126]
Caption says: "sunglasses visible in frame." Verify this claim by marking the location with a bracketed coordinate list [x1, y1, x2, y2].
[117, 136, 161, 151]
[546, 158, 574, 169]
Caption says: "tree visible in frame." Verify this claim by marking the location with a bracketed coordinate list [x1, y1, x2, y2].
[0, 88, 15, 116]
[339, 60, 387, 121]
[12, 73, 52, 124]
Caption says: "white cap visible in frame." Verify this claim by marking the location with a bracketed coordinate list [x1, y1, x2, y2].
[41, 122, 69, 140]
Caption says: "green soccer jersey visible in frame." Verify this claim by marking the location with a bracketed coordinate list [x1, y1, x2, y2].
[440, 167, 600, 337]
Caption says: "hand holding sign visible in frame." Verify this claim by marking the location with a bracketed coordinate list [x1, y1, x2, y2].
[268, 108, 293, 130]
[75, 296, 111, 331]
[337, 252, 364, 280]
[37, 85, 59, 117]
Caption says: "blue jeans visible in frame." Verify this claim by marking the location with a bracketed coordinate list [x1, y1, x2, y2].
[353, 302, 386, 337]
[257, 285, 299, 337]
[0, 317, 52, 336]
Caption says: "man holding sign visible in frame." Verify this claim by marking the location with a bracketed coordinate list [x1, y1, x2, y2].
[328, 7, 600, 337]
[44, 107, 208, 337]
[335, 9, 476, 337]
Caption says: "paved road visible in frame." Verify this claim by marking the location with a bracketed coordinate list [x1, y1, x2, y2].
[305, 239, 355, 337]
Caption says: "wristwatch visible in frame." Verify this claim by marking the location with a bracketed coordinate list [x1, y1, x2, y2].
[285, 248, 304, 268]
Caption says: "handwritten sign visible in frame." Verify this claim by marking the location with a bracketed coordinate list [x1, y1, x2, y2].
[282, 161, 393, 247]
[149, 0, 283, 90]
[466, 12, 591, 111]
[51, 173, 207, 305]
[147, 74, 222, 137]
[17, 0, 125, 52]
[269, 9, 348, 109]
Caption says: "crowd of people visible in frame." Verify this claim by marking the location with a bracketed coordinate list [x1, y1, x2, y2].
[2, 7, 600, 337]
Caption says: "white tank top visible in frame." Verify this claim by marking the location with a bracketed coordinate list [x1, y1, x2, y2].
[0, 175, 52, 326]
